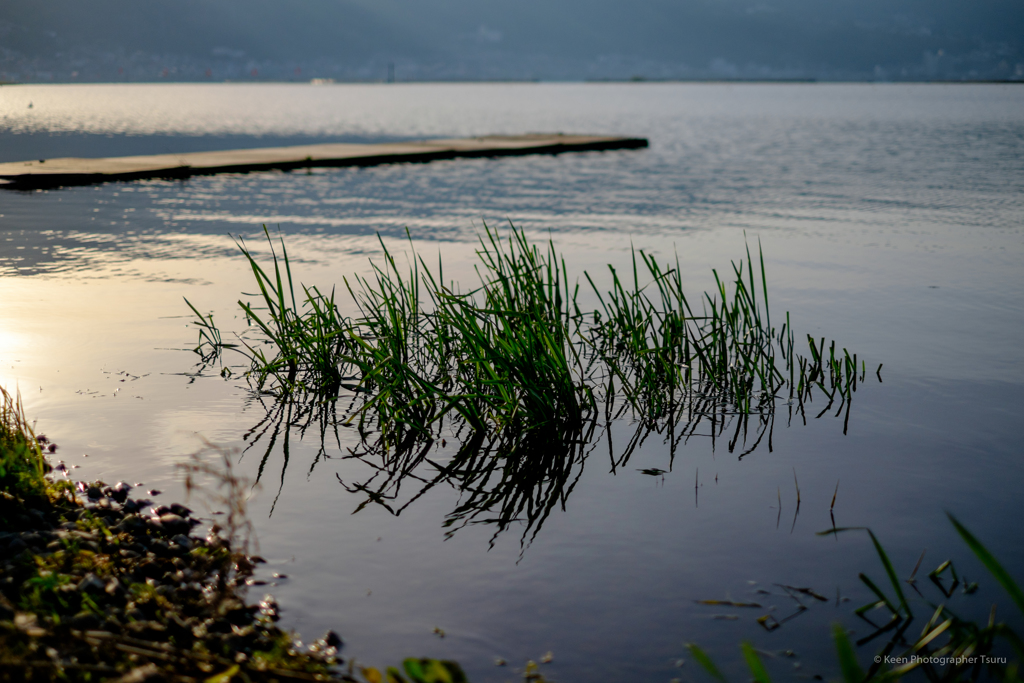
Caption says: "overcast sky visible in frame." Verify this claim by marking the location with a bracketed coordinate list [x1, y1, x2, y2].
[1, 0, 1021, 82]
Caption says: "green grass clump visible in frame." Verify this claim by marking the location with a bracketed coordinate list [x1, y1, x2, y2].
[343, 225, 595, 444]
[0, 385, 46, 499]
[188, 228, 354, 396]
[586, 243, 783, 419]
[420, 226, 592, 436]
[189, 224, 861, 438]
[585, 238, 865, 429]
[191, 225, 600, 445]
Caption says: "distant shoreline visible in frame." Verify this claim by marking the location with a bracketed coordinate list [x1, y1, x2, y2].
[2, 78, 1023, 87]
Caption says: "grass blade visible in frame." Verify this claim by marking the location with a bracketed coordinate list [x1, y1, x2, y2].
[866, 529, 912, 618]
[686, 644, 728, 683]
[832, 623, 864, 683]
[741, 642, 772, 683]
[948, 512, 1024, 616]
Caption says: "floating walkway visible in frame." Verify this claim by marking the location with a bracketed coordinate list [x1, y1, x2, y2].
[0, 134, 647, 190]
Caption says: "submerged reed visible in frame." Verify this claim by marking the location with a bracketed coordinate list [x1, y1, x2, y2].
[585, 241, 786, 419]
[423, 227, 593, 435]
[188, 223, 863, 457]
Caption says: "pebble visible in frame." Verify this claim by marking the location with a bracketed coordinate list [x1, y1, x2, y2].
[69, 611, 102, 630]
[170, 503, 192, 517]
[171, 534, 193, 550]
[157, 513, 190, 535]
[119, 663, 161, 682]
[77, 573, 106, 594]
[259, 595, 281, 622]
[20, 533, 42, 548]
[148, 538, 170, 556]
[110, 481, 132, 503]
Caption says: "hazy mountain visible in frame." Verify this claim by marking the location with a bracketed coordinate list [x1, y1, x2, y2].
[1, 0, 1021, 82]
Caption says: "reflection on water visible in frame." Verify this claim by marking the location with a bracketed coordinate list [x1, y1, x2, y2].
[241, 381, 861, 551]
[343, 417, 596, 550]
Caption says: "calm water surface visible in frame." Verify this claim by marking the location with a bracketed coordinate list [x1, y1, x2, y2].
[1, 83, 1023, 682]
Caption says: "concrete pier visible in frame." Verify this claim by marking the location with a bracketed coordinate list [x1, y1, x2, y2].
[0, 134, 647, 190]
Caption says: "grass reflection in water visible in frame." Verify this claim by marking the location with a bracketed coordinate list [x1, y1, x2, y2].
[186, 224, 874, 544]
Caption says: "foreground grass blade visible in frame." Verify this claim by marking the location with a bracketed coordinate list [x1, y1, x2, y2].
[741, 642, 773, 683]
[832, 623, 864, 683]
[948, 512, 1024, 616]
[866, 529, 912, 618]
[686, 643, 729, 683]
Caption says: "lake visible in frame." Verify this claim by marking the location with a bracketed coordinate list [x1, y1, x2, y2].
[1, 82, 1023, 682]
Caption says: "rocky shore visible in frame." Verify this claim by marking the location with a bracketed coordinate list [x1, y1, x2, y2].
[0, 467, 352, 682]
[0, 379, 468, 683]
